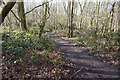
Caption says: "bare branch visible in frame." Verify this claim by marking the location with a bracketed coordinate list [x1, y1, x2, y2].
[25, 0, 52, 14]
[3, 1, 21, 22]
[78, 2, 82, 13]
[46, 3, 51, 19]
[0, 1, 16, 25]
[10, 10, 21, 22]
[63, 2, 67, 13]
[78, 0, 87, 14]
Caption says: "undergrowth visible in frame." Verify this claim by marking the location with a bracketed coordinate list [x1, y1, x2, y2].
[73, 30, 119, 56]
[52, 29, 119, 67]
[2, 28, 68, 79]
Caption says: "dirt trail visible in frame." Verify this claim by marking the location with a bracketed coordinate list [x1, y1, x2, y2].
[48, 32, 119, 78]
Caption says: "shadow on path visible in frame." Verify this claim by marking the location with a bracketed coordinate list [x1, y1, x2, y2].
[48, 32, 119, 78]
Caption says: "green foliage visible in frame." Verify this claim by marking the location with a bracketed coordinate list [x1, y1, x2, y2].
[2, 28, 66, 79]
[2, 28, 54, 56]
[63, 28, 119, 56]
[73, 30, 80, 37]
[72, 30, 119, 55]
[43, 28, 50, 33]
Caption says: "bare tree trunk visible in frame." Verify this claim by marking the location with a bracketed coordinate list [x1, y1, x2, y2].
[94, 1, 100, 38]
[18, 1, 27, 30]
[39, 0, 48, 38]
[118, 1, 120, 42]
[102, 2, 109, 36]
[68, 1, 71, 37]
[63, 2, 68, 29]
[70, 0, 74, 38]
[79, 0, 87, 30]
[0, 1, 16, 25]
[109, 2, 116, 32]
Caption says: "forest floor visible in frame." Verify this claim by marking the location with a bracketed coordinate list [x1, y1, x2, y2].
[48, 32, 119, 78]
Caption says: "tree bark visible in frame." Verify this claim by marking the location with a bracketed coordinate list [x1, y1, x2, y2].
[79, 0, 86, 30]
[63, 2, 68, 29]
[68, 1, 71, 38]
[18, 1, 27, 30]
[39, 0, 48, 38]
[2, 1, 21, 22]
[0, 1, 16, 25]
[94, 1, 100, 38]
[118, 1, 120, 42]
[109, 2, 116, 32]
[70, 0, 74, 38]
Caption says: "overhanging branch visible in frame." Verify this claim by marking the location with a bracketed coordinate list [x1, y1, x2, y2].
[3, 1, 21, 22]
[25, 0, 52, 14]
[0, 1, 16, 25]
[10, 10, 21, 22]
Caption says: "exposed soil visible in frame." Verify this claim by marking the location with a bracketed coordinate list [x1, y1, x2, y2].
[48, 32, 119, 79]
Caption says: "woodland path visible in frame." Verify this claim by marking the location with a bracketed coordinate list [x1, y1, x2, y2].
[48, 32, 119, 78]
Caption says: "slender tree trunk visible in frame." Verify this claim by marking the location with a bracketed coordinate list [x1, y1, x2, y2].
[109, 2, 116, 32]
[79, 2, 83, 30]
[102, 2, 109, 36]
[94, 1, 100, 38]
[118, 1, 120, 43]
[18, 1, 27, 30]
[79, 0, 87, 30]
[68, 1, 71, 37]
[117, 1, 120, 55]
[39, 0, 48, 38]
[0, 1, 16, 25]
[70, 0, 74, 38]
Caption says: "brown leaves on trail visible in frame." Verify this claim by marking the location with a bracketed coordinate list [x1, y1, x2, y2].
[2, 51, 69, 79]
[91, 51, 119, 68]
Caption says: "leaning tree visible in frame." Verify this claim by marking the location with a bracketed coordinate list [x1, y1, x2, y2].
[0, 0, 16, 25]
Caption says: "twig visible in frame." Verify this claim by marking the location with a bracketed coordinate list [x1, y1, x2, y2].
[63, 2, 67, 13]
[70, 66, 83, 78]
[10, 10, 21, 22]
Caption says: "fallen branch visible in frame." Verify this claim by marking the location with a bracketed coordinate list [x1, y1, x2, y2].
[70, 66, 83, 78]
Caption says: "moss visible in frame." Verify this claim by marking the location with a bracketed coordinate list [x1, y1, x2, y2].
[0, 1, 8, 14]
